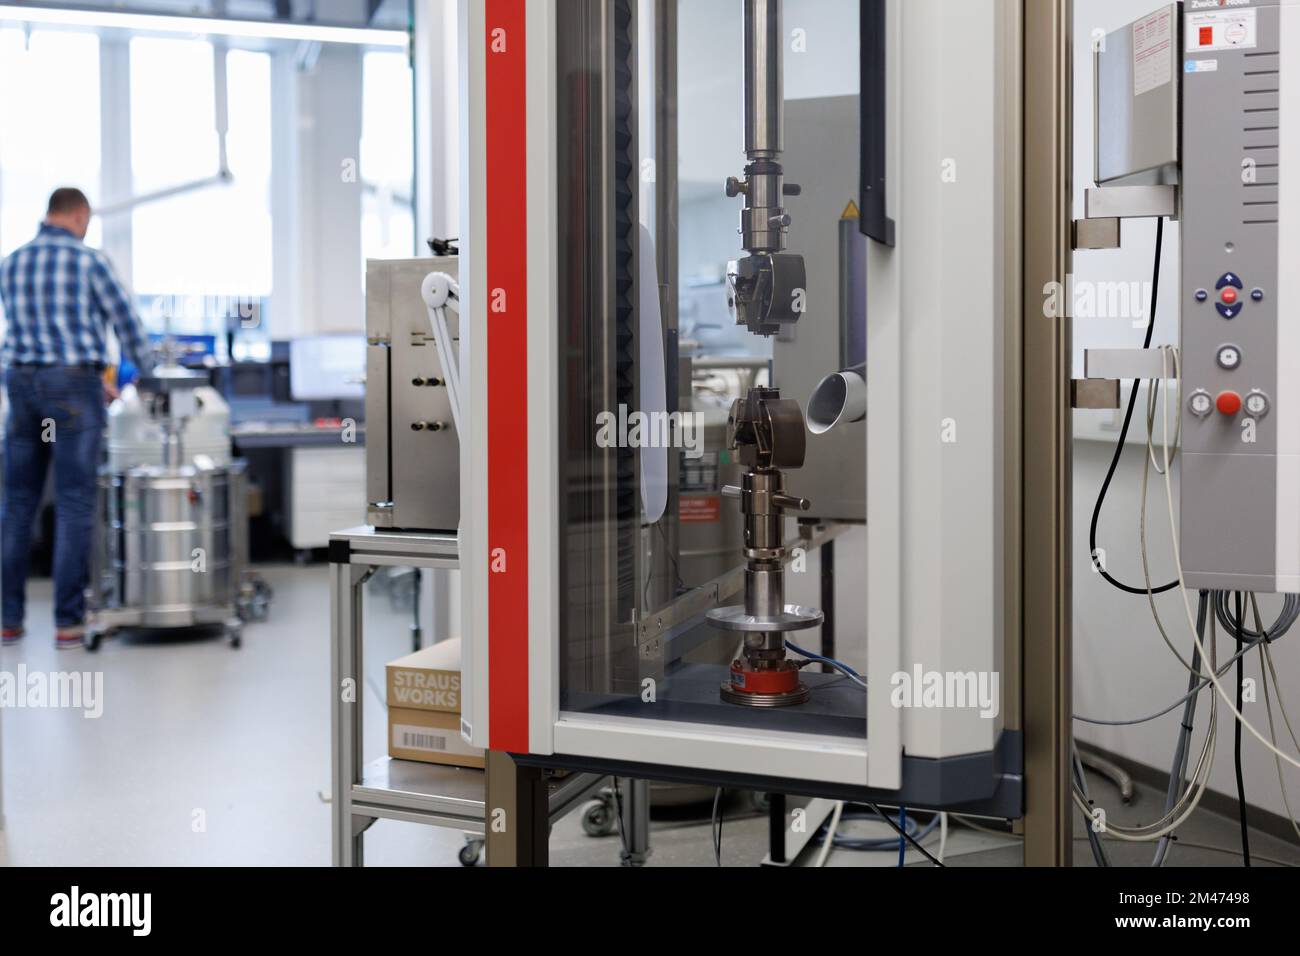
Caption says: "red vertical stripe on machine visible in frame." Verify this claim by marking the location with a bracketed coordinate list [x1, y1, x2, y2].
[485, 0, 529, 753]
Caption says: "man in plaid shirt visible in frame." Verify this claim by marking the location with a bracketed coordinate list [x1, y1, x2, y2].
[0, 187, 154, 649]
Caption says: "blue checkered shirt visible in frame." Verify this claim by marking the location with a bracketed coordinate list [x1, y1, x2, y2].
[0, 224, 153, 371]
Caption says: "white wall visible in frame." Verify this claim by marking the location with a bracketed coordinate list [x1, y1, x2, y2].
[1073, 0, 1300, 824]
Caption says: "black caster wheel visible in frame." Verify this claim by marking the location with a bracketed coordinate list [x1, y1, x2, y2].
[582, 798, 617, 837]
[85, 631, 102, 653]
[228, 630, 243, 649]
[459, 840, 483, 867]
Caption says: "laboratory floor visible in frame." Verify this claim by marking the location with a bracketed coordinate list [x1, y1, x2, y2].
[0, 564, 1297, 868]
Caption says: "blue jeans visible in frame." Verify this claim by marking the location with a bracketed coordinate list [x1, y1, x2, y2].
[2, 366, 105, 629]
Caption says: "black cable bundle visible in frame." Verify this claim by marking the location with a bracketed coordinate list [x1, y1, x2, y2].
[1088, 217, 1179, 596]
[1233, 592, 1252, 866]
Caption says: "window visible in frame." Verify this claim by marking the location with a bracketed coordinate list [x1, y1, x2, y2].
[360, 49, 415, 264]
[0, 28, 102, 256]
[130, 37, 273, 331]
[1, 22, 409, 343]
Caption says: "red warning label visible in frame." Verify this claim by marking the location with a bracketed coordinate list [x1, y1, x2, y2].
[680, 495, 722, 524]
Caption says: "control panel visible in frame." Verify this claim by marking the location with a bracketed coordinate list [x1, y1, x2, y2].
[1180, 0, 1295, 592]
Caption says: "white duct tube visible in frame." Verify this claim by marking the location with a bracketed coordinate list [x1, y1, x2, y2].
[807, 364, 867, 436]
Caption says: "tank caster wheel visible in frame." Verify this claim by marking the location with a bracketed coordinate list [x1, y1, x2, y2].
[85, 631, 103, 653]
[582, 796, 617, 837]
[227, 628, 243, 649]
[459, 839, 483, 867]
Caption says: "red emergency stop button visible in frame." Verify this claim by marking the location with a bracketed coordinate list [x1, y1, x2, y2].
[1217, 391, 1243, 416]
[1221, 287, 1239, 306]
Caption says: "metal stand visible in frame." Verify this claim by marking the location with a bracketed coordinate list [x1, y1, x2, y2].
[820, 535, 835, 671]
[484, 751, 549, 867]
[767, 793, 787, 864]
[616, 778, 652, 867]
[329, 527, 607, 866]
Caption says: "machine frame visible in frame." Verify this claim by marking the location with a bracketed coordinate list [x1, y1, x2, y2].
[455, 0, 1041, 822]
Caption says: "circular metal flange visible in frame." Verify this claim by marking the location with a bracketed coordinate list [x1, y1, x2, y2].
[719, 681, 811, 708]
[706, 604, 823, 633]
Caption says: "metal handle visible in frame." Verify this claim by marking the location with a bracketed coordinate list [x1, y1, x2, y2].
[722, 485, 810, 512]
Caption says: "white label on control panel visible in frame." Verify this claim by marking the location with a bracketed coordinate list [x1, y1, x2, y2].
[1186, 8, 1259, 53]
[1134, 7, 1174, 97]
[1185, 58, 1219, 74]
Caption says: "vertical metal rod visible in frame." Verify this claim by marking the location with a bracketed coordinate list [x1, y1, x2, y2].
[743, 0, 783, 159]
[485, 752, 549, 867]
[617, 777, 652, 866]
[736, 0, 790, 256]
[768, 792, 787, 864]
[820, 537, 836, 672]
[410, 567, 423, 653]
[1021, 0, 1074, 867]
[331, 560, 367, 867]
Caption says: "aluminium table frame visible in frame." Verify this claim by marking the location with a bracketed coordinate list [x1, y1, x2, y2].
[329, 526, 608, 866]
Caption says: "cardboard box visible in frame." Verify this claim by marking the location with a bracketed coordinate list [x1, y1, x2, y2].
[388, 707, 484, 769]
[386, 638, 462, 714]
[385, 639, 480, 769]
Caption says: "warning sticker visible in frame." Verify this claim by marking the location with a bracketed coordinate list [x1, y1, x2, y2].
[1185, 8, 1258, 54]
[1133, 7, 1174, 97]
[680, 495, 722, 524]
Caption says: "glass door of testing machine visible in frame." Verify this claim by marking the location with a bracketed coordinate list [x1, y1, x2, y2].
[458, 0, 1021, 807]
[554, 0, 867, 732]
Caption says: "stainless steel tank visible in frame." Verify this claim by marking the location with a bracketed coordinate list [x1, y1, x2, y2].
[93, 461, 249, 632]
[86, 360, 259, 649]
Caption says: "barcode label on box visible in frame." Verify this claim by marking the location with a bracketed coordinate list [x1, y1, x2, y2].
[404, 732, 446, 751]
[390, 717, 483, 763]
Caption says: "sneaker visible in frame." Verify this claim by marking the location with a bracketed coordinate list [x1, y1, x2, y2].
[55, 625, 85, 650]
[1, 626, 23, 646]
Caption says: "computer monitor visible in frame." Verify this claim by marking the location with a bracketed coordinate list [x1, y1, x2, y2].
[288, 335, 366, 402]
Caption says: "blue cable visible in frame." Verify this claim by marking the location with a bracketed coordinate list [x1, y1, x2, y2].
[814, 810, 939, 852]
[784, 640, 865, 686]
[898, 805, 906, 867]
